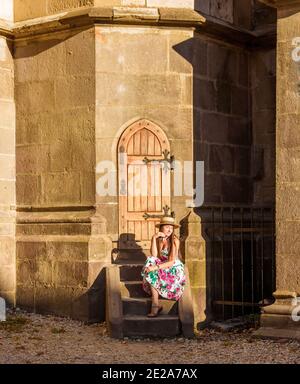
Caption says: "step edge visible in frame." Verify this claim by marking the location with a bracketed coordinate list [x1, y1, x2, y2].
[120, 280, 144, 284]
[123, 315, 180, 320]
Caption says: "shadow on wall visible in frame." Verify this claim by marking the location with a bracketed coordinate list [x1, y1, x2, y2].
[111, 233, 146, 264]
[79, 233, 145, 323]
[171, 1, 276, 324]
[170, 4, 255, 326]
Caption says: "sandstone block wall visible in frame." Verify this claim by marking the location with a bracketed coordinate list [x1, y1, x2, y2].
[14, 28, 102, 321]
[0, 35, 15, 305]
[95, 25, 194, 241]
[251, 48, 276, 204]
[193, 35, 253, 205]
[196, 0, 276, 30]
[15, 28, 95, 209]
[276, 10, 300, 294]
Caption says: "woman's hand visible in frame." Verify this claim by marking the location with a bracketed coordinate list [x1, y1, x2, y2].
[154, 232, 166, 239]
[144, 265, 159, 273]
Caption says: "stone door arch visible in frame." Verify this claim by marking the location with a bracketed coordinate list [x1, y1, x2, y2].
[117, 119, 171, 252]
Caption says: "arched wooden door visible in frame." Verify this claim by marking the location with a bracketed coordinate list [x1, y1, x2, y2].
[118, 119, 171, 252]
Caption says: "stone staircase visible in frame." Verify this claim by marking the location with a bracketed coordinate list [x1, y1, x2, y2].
[106, 258, 195, 339]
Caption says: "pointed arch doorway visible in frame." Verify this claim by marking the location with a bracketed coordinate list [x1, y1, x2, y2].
[117, 119, 172, 258]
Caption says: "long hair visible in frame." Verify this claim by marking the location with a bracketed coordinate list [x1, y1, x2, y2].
[157, 225, 178, 260]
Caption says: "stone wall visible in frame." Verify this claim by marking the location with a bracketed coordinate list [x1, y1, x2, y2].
[196, 0, 276, 30]
[11, 0, 277, 35]
[15, 29, 95, 209]
[14, 0, 93, 21]
[252, 0, 277, 29]
[276, 10, 300, 294]
[14, 27, 109, 321]
[193, 35, 252, 205]
[95, 25, 194, 242]
[0, 34, 16, 305]
[195, 0, 234, 23]
[251, 48, 276, 204]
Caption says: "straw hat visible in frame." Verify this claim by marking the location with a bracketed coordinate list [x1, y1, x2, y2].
[155, 215, 180, 229]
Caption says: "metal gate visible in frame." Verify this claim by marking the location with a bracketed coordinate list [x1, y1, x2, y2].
[202, 205, 275, 321]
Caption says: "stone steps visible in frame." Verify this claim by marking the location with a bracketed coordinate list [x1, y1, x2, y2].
[120, 280, 149, 298]
[113, 250, 148, 264]
[106, 261, 194, 339]
[119, 264, 144, 282]
[122, 297, 178, 316]
[119, 260, 180, 337]
[123, 314, 181, 337]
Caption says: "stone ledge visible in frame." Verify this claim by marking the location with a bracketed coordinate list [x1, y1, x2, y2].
[1, 6, 205, 39]
[113, 6, 159, 21]
[158, 8, 205, 24]
[0, 19, 14, 38]
[259, 0, 300, 8]
[0, 6, 275, 48]
[16, 210, 95, 224]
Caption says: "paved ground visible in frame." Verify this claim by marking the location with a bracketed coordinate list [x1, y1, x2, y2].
[0, 308, 299, 364]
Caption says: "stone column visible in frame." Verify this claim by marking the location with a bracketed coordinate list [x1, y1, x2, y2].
[255, 0, 300, 340]
[0, 5, 16, 306]
[183, 209, 207, 331]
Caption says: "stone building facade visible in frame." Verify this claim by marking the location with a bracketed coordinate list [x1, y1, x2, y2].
[0, 0, 279, 331]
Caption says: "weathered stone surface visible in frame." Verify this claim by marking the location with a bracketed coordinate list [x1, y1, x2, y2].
[14, 0, 93, 22]
[96, 73, 182, 107]
[113, 6, 159, 21]
[231, 86, 249, 116]
[148, 0, 193, 7]
[96, 27, 169, 74]
[234, 147, 251, 175]
[277, 183, 300, 221]
[195, 0, 210, 14]
[48, 0, 93, 14]
[208, 42, 238, 83]
[195, 78, 216, 111]
[253, 7, 300, 339]
[0, 265, 15, 291]
[222, 176, 252, 203]
[200, 112, 229, 143]
[253, 77, 276, 111]
[0, 33, 15, 306]
[210, 0, 233, 23]
[278, 114, 300, 148]
[209, 145, 235, 174]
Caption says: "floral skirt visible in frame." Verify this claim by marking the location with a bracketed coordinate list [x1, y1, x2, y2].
[141, 256, 186, 301]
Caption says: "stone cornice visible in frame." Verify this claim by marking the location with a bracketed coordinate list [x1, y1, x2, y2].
[0, 6, 275, 48]
[199, 13, 276, 49]
[259, 0, 300, 8]
[0, 19, 14, 39]
[0, 7, 206, 40]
